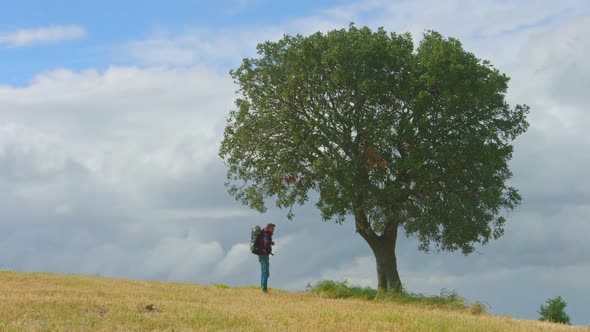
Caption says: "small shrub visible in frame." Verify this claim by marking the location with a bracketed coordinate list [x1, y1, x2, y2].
[377, 288, 465, 309]
[469, 301, 488, 315]
[308, 280, 377, 300]
[211, 283, 230, 289]
[538, 296, 570, 325]
[308, 280, 466, 310]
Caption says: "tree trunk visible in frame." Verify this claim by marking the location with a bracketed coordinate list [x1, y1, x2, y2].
[354, 210, 402, 293]
[371, 233, 402, 293]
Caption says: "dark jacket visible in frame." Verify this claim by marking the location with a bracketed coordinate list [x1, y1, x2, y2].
[258, 227, 274, 255]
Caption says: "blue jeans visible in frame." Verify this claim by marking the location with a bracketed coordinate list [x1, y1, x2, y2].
[258, 254, 270, 292]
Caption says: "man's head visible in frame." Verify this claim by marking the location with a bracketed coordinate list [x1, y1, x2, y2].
[266, 223, 276, 233]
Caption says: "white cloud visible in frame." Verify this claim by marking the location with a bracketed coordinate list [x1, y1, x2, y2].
[0, 63, 254, 286]
[144, 236, 225, 280]
[319, 256, 377, 288]
[119, 28, 282, 67]
[124, 37, 198, 66]
[215, 243, 251, 276]
[118, 0, 589, 72]
[0, 65, 234, 194]
[0, 25, 86, 47]
[0, 123, 67, 181]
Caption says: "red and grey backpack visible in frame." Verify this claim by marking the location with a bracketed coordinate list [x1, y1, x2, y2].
[250, 225, 262, 255]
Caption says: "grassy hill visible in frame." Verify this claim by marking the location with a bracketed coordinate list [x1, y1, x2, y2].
[0, 270, 586, 331]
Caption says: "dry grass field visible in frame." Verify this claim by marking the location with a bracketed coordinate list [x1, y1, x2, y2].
[0, 270, 587, 331]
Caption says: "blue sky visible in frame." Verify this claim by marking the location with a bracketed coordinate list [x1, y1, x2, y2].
[0, 0, 353, 85]
[1, 0, 589, 326]
[1, 0, 585, 85]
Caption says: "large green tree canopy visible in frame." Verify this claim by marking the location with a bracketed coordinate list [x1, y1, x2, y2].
[219, 25, 529, 291]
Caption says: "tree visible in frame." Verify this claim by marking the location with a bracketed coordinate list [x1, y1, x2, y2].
[219, 24, 529, 292]
[538, 296, 571, 324]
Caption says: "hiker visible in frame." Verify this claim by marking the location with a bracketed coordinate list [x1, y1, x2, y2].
[258, 223, 275, 293]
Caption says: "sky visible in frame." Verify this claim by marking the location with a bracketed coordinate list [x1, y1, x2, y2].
[0, 0, 589, 326]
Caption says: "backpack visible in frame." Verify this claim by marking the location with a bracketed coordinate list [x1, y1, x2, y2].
[250, 225, 262, 255]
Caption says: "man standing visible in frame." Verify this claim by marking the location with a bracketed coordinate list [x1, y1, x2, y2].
[258, 223, 275, 293]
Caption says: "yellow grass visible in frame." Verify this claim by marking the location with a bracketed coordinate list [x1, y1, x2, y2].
[0, 270, 586, 331]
